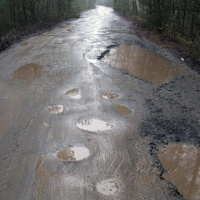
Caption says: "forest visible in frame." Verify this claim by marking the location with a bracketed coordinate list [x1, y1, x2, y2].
[113, 0, 200, 62]
[0, 0, 96, 50]
[1, 0, 200, 61]
[0, 0, 96, 34]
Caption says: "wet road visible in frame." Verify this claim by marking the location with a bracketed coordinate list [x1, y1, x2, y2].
[0, 6, 199, 200]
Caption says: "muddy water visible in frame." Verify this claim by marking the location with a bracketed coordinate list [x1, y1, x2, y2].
[158, 143, 200, 200]
[57, 147, 90, 161]
[13, 63, 42, 80]
[104, 45, 187, 84]
[102, 92, 119, 100]
[48, 105, 64, 114]
[96, 179, 120, 196]
[77, 119, 114, 132]
[65, 88, 81, 99]
[114, 105, 132, 115]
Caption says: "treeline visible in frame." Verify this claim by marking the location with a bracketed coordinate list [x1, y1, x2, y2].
[97, 0, 113, 7]
[0, 0, 96, 35]
[114, 0, 200, 61]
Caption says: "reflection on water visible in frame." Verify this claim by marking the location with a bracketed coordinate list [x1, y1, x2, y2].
[65, 88, 81, 99]
[57, 147, 90, 161]
[158, 143, 200, 200]
[13, 63, 42, 80]
[104, 45, 187, 84]
[102, 92, 119, 100]
[48, 105, 64, 114]
[77, 119, 114, 132]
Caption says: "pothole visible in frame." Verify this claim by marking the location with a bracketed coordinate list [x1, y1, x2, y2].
[13, 63, 42, 80]
[114, 105, 132, 115]
[65, 88, 81, 99]
[158, 143, 200, 200]
[102, 93, 119, 100]
[104, 45, 188, 84]
[96, 179, 120, 196]
[77, 119, 114, 132]
[48, 105, 64, 114]
[57, 147, 90, 161]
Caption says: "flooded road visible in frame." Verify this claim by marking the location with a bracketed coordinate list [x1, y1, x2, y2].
[0, 5, 199, 200]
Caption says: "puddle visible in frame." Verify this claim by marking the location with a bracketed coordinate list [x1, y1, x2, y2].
[104, 45, 187, 84]
[48, 105, 64, 114]
[158, 143, 200, 200]
[77, 119, 114, 132]
[102, 92, 119, 100]
[57, 147, 90, 161]
[114, 105, 132, 115]
[96, 179, 120, 196]
[65, 88, 81, 99]
[13, 63, 42, 80]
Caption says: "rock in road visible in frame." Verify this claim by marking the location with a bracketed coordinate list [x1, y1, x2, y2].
[0, 6, 199, 200]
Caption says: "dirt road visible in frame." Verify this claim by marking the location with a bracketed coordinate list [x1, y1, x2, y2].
[0, 6, 199, 200]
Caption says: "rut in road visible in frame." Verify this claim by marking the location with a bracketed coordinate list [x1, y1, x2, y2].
[0, 5, 198, 200]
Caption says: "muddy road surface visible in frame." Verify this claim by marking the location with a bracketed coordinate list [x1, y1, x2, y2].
[0, 6, 200, 200]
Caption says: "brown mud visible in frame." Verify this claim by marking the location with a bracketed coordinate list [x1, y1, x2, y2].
[13, 63, 42, 80]
[158, 143, 200, 200]
[0, 5, 199, 200]
[104, 45, 187, 84]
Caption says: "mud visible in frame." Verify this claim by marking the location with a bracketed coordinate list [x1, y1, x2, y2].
[57, 147, 90, 162]
[96, 179, 120, 196]
[77, 119, 114, 132]
[102, 92, 119, 100]
[114, 105, 132, 115]
[158, 144, 200, 200]
[65, 88, 81, 99]
[0, 5, 199, 200]
[104, 45, 187, 84]
[13, 63, 42, 80]
[47, 105, 64, 114]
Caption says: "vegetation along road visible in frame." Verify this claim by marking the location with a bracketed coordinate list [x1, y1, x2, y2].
[0, 4, 199, 200]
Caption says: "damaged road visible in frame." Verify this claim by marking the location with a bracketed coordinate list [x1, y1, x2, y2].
[0, 6, 199, 200]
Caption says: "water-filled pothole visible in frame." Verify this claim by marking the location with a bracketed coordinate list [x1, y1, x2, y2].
[158, 143, 200, 200]
[96, 179, 120, 196]
[57, 147, 90, 161]
[77, 119, 114, 132]
[104, 45, 187, 84]
[65, 88, 80, 99]
[13, 63, 42, 80]
[102, 93, 119, 100]
[114, 105, 132, 115]
[48, 105, 64, 114]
